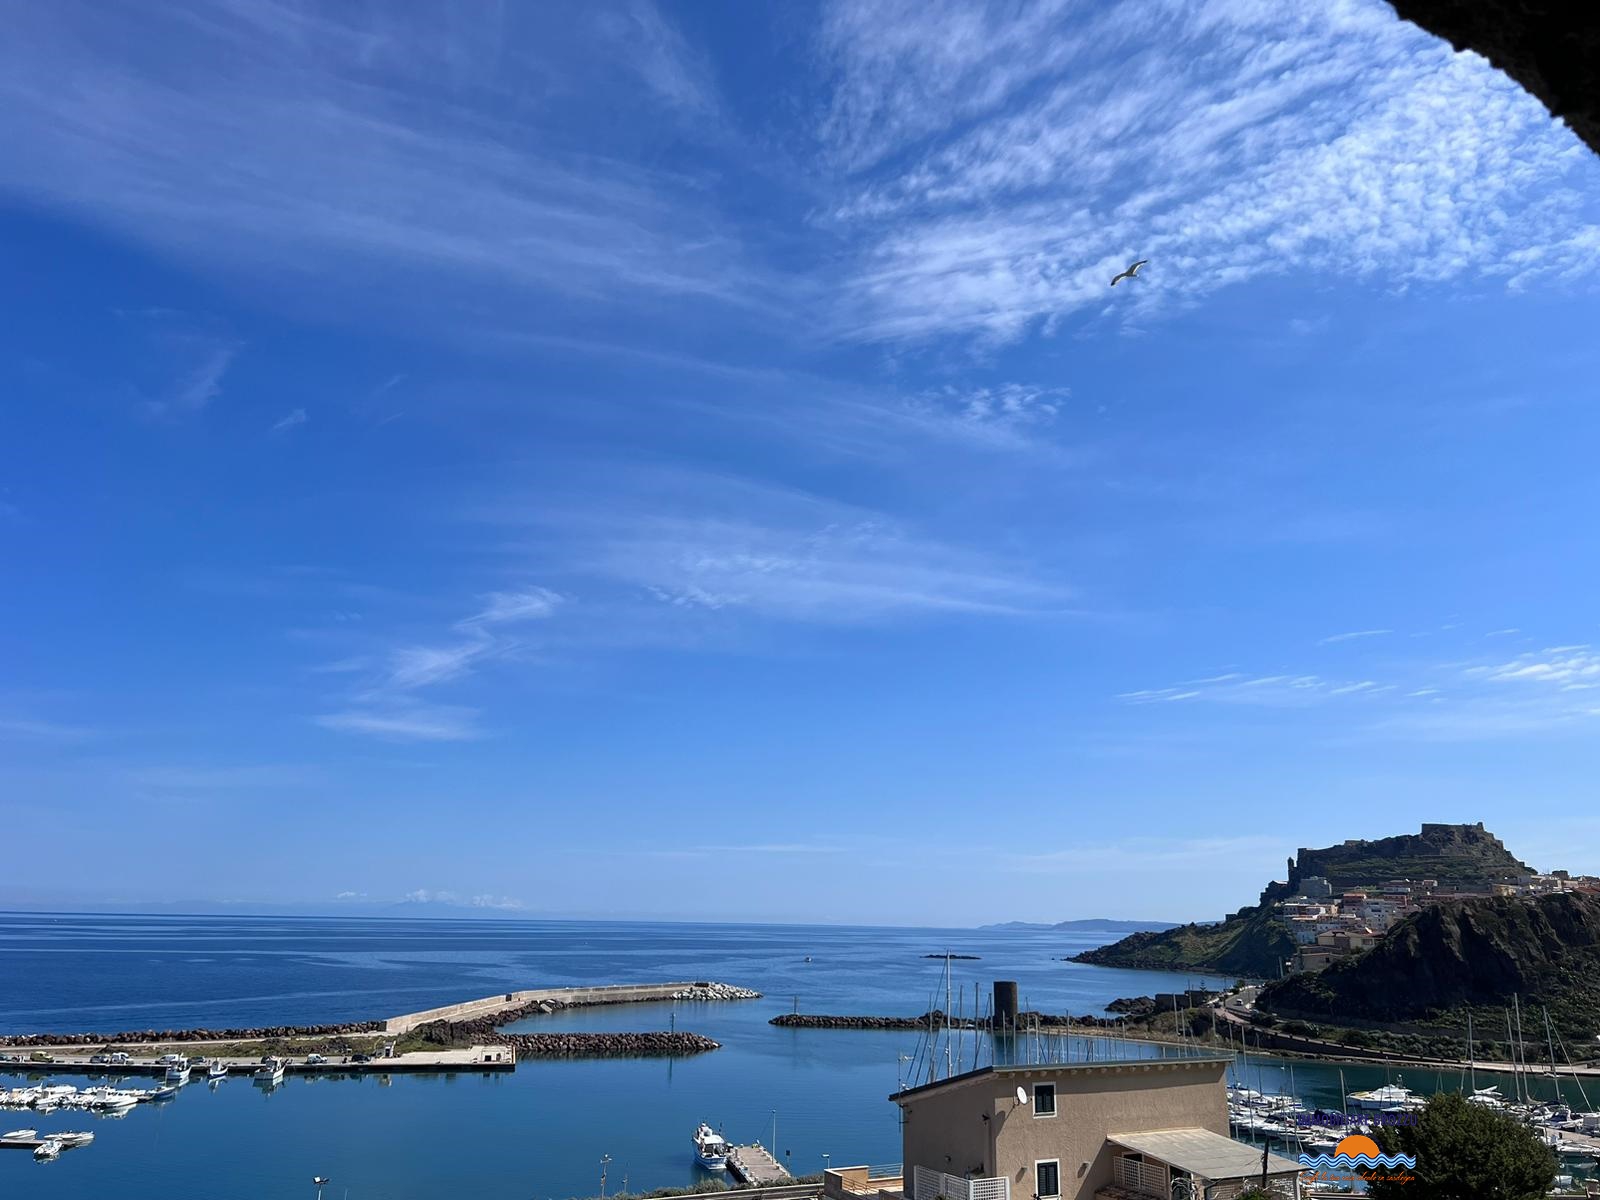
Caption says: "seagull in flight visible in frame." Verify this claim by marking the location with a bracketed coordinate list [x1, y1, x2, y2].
[1110, 259, 1148, 287]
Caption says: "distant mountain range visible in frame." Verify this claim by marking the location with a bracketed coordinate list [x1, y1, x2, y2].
[979, 918, 1184, 933]
[0, 897, 535, 920]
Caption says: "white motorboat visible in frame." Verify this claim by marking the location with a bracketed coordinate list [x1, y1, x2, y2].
[2, 1128, 39, 1142]
[693, 1122, 729, 1169]
[1346, 1083, 1416, 1110]
[207, 1061, 228, 1080]
[47, 1131, 94, 1148]
[34, 1139, 62, 1161]
[255, 1058, 286, 1085]
[164, 1062, 191, 1085]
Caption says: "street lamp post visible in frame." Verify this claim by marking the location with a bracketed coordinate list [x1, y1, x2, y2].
[312, 1177, 330, 1200]
[601, 1155, 612, 1200]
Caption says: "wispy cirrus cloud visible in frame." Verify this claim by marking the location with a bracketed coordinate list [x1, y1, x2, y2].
[271, 408, 307, 432]
[1120, 674, 1386, 707]
[1319, 628, 1393, 645]
[1466, 646, 1600, 689]
[819, 0, 1600, 342]
[0, 2, 757, 327]
[314, 702, 484, 743]
[317, 585, 564, 741]
[516, 471, 1069, 624]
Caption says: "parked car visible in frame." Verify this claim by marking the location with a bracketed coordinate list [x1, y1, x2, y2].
[305, 1053, 326, 1065]
[351, 1052, 372, 1063]
[90, 1053, 110, 1064]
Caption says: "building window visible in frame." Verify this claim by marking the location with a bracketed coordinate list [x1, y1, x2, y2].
[1032, 1083, 1056, 1117]
[1035, 1160, 1060, 1199]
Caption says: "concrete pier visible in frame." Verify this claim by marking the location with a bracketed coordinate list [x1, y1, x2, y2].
[728, 1142, 792, 1185]
[384, 982, 719, 1034]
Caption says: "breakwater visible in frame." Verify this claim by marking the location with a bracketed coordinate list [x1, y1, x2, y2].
[2, 982, 756, 1064]
[500, 1032, 719, 1058]
[770, 1010, 1078, 1031]
[384, 980, 762, 1035]
[0, 1020, 382, 1048]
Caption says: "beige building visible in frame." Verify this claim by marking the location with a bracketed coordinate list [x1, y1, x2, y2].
[826, 1056, 1302, 1200]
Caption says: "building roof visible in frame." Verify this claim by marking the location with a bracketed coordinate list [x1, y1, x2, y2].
[1106, 1128, 1301, 1180]
[890, 1055, 1231, 1103]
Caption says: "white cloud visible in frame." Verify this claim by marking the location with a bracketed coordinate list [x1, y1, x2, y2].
[460, 588, 564, 627]
[1120, 673, 1382, 707]
[1319, 628, 1392, 645]
[318, 585, 563, 740]
[382, 641, 492, 690]
[1467, 646, 1600, 688]
[315, 702, 482, 742]
[820, 0, 1600, 342]
[0, 2, 756, 325]
[604, 514, 1060, 622]
[272, 408, 308, 432]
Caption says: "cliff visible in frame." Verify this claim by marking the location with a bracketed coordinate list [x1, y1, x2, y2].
[1258, 891, 1600, 1036]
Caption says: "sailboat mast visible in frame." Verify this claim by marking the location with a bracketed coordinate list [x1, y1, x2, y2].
[1506, 1010, 1521, 1105]
[1467, 1011, 1476, 1095]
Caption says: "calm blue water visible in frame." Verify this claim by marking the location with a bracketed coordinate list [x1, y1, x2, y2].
[2, 914, 1593, 1199]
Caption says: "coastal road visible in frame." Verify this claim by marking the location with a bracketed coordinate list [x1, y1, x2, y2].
[1211, 1000, 1600, 1077]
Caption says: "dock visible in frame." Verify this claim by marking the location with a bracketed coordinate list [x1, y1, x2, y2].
[0, 1045, 513, 1078]
[728, 1142, 792, 1185]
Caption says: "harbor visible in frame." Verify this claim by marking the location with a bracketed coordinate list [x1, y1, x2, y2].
[6, 914, 1598, 1199]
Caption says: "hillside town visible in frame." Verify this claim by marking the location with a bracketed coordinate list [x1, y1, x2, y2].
[1282, 868, 1600, 974]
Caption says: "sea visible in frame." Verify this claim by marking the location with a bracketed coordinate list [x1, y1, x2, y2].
[2, 913, 1594, 1200]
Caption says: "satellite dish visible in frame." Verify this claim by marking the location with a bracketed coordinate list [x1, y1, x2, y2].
[1016, 1086, 1029, 1105]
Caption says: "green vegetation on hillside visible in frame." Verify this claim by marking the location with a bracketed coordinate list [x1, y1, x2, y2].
[1071, 903, 1295, 977]
[1258, 891, 1600, 1039]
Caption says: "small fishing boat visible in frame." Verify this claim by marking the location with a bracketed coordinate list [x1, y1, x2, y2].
[151, 1085, 179, 1101]
[693, 1122, 729, 1169]
[207, 1061, 228, 1080]
[255, 1058, 286, 1086]
[164, 1062, 191, 1085]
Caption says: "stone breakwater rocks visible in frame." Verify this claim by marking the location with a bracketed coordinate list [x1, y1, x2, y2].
[671, 983, 762, 1001]
[0, 1021, 383, 1048]
[499, 1032, 719, 1059]
[771, 1010, 1079, 1031]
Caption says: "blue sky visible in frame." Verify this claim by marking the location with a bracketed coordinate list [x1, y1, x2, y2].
[3, 0, 1599, 926]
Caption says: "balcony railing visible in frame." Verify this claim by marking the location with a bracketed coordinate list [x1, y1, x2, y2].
[911, 1166, 1010, 1200]
[837, 1166, 904, 1195]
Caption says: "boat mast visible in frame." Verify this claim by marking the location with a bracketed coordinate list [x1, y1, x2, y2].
[1467, 1011, 1476, 1095]
[1544, 1007, 1560, 1104]
[1505, 1010, 1521, 1105]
